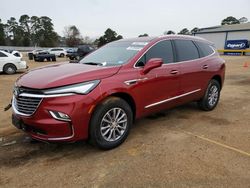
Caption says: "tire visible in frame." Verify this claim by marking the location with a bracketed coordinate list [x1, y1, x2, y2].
[69, 56, 74, 60]
[89, 97, 133, 150]
[3, 64, 16, 74]
[60, 53, 65, 58]
[39, 57, 44, 62]
[198, 79, 221, 111]
[52, 57, 56, 61]
[46, 57, 51, 61]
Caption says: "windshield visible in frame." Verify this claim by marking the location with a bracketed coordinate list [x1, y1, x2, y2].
[80, 41, 147, 66]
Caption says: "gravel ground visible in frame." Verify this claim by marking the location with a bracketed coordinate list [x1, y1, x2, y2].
[0, 55, 249, 188]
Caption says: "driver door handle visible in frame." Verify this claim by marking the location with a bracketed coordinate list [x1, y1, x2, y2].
[170, 70, 178, 75]
[203, 65, 208, 69]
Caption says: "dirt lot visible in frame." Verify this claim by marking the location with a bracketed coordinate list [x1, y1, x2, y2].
[0, 55, 250, 187]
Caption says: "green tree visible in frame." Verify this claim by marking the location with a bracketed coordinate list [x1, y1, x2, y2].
[0, 19, 6, 45]
[138, 33, 149, 37]
[6, 17, 22, 45]
[30, 16, 42, 46]
[221, 16, 240, 25]
[97, 28, 123, 47]
[164, 30, 175, 35]
[19, 14, 31, 46]
[38, 16, 59, 47]
[239, 17, 248, 24]
[178, 28, 190, 35]
[63, 25, 82, 47]
[191, 27, 199, 34]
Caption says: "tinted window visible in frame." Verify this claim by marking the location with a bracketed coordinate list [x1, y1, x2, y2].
[195, 41, 214, 57]
[0, 52, 7, 57]
[136, 40, 174, 66]
[174, 40, 199, 62]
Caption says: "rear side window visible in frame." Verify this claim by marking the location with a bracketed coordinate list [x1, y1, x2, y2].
[0, 52, 7, 57]
[136, 40, 174, 66]
[195, 41, 214, 57]
[174, 40, 199, 62]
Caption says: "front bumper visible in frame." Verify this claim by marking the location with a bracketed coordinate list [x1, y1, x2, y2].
[12, 94, 95, 142]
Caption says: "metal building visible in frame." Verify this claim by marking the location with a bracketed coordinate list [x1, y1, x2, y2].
[194, 23, 250, 50]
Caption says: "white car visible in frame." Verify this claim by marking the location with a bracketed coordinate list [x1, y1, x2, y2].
[0, 50, 27, 74]
[48, 48, 67, 57]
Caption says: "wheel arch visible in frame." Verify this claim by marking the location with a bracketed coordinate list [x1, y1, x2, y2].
[211, 75, 222, 89]
[110, 92, 136, 121]
[3, 63, 17, 71]
[91, 92, 137, 122]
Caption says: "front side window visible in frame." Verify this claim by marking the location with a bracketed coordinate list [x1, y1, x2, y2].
[136, 40, 174, 67]
[174, 40, 199, 62]
[80, 41, 145, 66]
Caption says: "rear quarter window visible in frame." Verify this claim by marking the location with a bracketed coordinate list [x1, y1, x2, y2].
[0, 52, 7, 57]
[174, 40, 199, 62]
[195, 41, 214, 57]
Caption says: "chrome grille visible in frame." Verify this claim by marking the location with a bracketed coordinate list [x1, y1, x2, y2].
[13, 95, 42, 116]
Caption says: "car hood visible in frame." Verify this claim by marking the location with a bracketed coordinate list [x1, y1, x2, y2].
[16, 63, 121, 89]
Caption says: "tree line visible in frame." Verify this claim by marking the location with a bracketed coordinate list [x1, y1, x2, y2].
[161, 16, 248, 36]
[0, 15, 58, 47]
[0, 15, 248, 47]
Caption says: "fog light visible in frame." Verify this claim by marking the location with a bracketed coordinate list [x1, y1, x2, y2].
[49, 111, 71, 122]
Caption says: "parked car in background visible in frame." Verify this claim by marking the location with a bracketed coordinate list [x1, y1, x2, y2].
[48, 48, 67, 57]
[66, 45, 95, 60]
[0, 49, 12, 53]
[66, 48, 76, 54]
[27, 49, 44, 60]
[11, 35, 225, 149]
[34, 51, 56, 62]
[0, 50, 27, 74]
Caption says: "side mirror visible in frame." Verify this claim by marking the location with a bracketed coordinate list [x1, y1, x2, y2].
[141, 58, 163, 74]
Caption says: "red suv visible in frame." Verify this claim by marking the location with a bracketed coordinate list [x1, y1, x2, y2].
[12, 35, 225, 149]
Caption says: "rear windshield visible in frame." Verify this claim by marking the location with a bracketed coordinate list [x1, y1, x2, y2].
[80, 41, 147, 66]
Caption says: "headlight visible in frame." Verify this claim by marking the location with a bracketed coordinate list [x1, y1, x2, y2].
[43, 80, 100, 95]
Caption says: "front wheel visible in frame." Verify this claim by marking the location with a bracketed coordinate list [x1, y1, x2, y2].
[198, 79, 221, 111]
[89, 97, 133, 150]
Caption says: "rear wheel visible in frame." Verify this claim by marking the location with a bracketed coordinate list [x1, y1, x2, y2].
[3, 64, 16, 74]
[60, 53, 65, 57]
[198, 79, 221, 111]
[89, 97, 133, 150]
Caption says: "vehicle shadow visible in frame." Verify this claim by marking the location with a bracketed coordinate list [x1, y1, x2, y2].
[0, 102, 200, 168]
[0, 72, 26, 76]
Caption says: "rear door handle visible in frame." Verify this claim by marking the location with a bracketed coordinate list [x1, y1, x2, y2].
[170, 70, 178, 75]
[203, 65, 208, 69]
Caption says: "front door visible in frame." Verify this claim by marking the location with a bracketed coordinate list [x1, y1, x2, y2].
[131, 40, 181, 116]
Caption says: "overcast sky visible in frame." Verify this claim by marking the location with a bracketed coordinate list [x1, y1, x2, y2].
[1, 0, 250, 39]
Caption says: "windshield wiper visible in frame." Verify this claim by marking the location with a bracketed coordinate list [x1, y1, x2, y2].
[83, 62, 104, 66]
